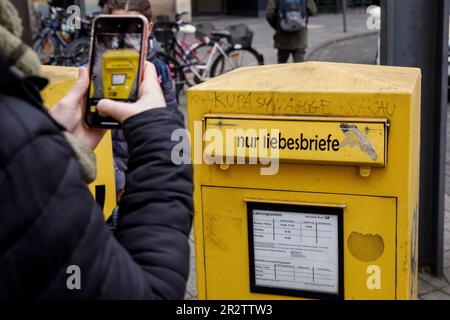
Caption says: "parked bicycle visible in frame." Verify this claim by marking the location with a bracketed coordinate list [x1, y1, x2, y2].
[194, 22, 264, 80]
[62, 19, 92, 66]
[153, 12, 264, 100]
[32, 0, 92, 66]
[33, 4, 73, 65]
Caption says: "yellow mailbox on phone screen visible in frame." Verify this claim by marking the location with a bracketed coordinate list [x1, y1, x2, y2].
[102, 49, 139, 100]
[188, 62, 421, 300]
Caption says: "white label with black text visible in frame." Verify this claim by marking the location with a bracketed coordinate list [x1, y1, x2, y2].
[252, 209, 339, 294]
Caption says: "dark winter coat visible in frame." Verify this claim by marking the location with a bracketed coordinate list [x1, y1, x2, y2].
[266, 0, 318, 50]
[112, 47, 178, 198]
[0, 67, 193, 299]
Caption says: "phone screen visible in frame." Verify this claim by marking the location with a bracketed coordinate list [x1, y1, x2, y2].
[85, 16, 147, 128]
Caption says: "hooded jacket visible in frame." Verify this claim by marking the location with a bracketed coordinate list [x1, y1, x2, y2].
[0, 55, 193, 299]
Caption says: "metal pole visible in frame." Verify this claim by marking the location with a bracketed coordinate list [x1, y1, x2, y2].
[342, 0, 348, 33]
[381, 0, 448, 276]
[10, 0, 33, 46]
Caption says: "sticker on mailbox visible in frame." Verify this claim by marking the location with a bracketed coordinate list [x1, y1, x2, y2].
[205, 116, 387, 167]
[248, 202, 344, 300]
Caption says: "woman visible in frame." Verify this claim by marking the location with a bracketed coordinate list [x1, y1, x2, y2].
[105, 0, 179, 208]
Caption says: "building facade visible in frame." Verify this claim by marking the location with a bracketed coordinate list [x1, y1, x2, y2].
[191, 0, 268, 16]
[152, 0, 269, 17]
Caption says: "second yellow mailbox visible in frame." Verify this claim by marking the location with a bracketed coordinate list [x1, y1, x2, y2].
[40, 66, 117, 220]
[188, 62, 421, 300]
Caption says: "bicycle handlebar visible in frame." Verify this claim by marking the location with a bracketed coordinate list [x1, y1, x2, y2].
[175, 11, 190, 25]
[175, 12, 189, 20]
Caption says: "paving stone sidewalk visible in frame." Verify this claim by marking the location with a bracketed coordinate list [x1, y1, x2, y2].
[418, 107, 450, 300]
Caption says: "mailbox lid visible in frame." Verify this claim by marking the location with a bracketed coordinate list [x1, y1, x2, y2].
[201, 186, 396, 300]
[190, 61, 420, 94]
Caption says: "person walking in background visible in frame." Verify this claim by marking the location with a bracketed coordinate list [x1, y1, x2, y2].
[266, 0, 317, 63]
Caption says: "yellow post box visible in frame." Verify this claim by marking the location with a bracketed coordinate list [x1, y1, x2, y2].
[40, 66, 117, 220]
[187, 62, 421, 300]
[102, 49, 139, 100]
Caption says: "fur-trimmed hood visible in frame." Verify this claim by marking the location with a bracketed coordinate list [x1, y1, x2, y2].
[0, 0, 41, 76]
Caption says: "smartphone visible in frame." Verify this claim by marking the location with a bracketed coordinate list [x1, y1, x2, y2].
[85, 15, 149, 128]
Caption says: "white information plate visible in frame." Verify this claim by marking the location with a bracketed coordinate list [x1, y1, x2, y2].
[248, 202, 343, 299]
[112, 74, 126, 85]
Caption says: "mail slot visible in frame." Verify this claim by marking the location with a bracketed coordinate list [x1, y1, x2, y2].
[187, 62, 421, 300]
[203, 115, 388, 172]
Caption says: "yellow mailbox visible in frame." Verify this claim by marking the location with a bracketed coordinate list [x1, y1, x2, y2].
[102, 49, 139, 100]
[187, 62, 421, 300]
[40, 66, 117, 220]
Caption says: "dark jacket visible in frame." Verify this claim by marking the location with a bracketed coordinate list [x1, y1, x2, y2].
[266, 0, 318, 50]
[112, 48, 178, 198]
[0, 69, 193, 299]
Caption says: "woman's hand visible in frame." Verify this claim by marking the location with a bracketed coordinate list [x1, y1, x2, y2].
[49, 61, 165, 149]
[50, 61, 166, 149]
[49, 67, 106, 150]
[96, 61, 167, 122]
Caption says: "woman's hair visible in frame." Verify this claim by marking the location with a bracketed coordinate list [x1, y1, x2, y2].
[106, 0, 152, 22]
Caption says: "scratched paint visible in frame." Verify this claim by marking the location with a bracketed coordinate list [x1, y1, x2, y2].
[348, 231, 385, 262]
[409, 205, 419, 298]
[339, 123, 378, 161]
[205, 215, 228, 252]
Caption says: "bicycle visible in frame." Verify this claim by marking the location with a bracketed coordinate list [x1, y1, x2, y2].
[32, 2, 78, 65]
[153, 13, 264, 100]
[33, 1, 93, 66]
[195, 23, 265, 80]
[62, 17, 93, 67]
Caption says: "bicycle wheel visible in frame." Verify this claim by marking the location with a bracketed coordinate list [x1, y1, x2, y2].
[210, 47, 264, 78]
[32, 34, 58, 65]
[64, 37, 91, 67]
[156, 51, 186, 102]
[184, 42, 214, 87]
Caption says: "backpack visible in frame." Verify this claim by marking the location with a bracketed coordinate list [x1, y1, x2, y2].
[278, 0, 308, 32]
